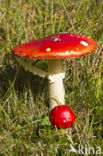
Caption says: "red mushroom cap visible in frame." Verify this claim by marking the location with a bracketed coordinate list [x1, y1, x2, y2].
[49, 105, 76, 129]
[12, 33, 97, 59]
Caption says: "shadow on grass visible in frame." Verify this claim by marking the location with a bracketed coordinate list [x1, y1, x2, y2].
[0, 53, 49, 108]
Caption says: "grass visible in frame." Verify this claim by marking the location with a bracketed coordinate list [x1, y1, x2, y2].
[0, 0, 103, 155]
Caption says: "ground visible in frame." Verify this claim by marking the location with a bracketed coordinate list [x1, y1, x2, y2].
[0, 0, 103, 155]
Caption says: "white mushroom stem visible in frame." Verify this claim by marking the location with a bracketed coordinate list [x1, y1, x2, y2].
[48, 60, 65, 110]
[15, 57, 48, 78]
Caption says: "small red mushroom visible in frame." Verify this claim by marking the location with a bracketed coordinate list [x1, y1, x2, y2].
[49, 105, 76, 129]
[12, 33, 97, 129]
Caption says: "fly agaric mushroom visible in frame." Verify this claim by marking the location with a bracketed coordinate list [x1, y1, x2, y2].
[12, 33, 97, 128]
[49, 105, 76, 129]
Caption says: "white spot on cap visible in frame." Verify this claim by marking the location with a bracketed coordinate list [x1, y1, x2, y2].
[81, 41, 88, 47]
[63, 120, 66, 123]
[53, 38, 61, 41]
[15, 52, 26, 57]
[77, 35, 80, 38]
[70, 34, 74, 37]
[46, 48, 51, 52]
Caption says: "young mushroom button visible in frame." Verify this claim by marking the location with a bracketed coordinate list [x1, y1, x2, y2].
[12, 33, 98, 128]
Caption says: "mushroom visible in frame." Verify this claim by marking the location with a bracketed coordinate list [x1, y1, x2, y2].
[12, 33, 97, 128]
[49, 105, 76, 129]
